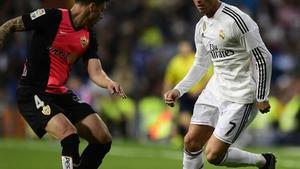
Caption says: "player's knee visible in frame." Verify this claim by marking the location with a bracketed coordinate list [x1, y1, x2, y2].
[46, 114, 77, 139]
[205, 147, 224, 165]
[90, 141, 112, 155]
[61, 133, 80, 148]
[60, 124, 77, 139]
[103, 131, 112, 143]
[94, 130, 112, 144]
[184, 134, 202, 151]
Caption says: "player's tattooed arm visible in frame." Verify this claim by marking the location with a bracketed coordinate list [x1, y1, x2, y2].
[0, 16, 25, 48]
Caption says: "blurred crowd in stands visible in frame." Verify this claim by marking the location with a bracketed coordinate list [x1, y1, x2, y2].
[0, 0, 300, 147]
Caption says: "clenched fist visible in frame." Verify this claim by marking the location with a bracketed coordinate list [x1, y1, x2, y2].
[163, 89, 180, 107]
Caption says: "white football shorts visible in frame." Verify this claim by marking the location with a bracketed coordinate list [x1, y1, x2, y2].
[191, 89, 258, 144]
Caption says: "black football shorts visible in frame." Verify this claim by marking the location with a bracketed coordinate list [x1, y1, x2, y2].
[16, 86, 96, 138]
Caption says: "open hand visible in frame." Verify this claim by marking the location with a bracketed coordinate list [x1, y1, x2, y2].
[107, 81, 127, 99]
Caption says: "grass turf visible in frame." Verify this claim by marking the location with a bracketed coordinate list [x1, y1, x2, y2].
[0, 139, 299, 169]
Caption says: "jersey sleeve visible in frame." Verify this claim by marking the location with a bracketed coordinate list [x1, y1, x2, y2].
[174, 21, 212, 97]
[237, 14, 272, 102]
[82, 29, 100, 62]
[22, 8, 61, 31]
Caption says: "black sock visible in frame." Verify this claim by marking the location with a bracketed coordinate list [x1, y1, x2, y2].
[60, 134, 80, 169]
[79, 142, 112, 169]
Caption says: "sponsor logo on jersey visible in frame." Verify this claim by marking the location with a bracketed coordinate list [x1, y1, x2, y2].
[209, 44, 234, 59]
[80, 36, 89, 48]
[30, 9, 46, 20]
[48, 46, 71, 59]
[219, 30, 225, 40]
[48, 46, 78, 64]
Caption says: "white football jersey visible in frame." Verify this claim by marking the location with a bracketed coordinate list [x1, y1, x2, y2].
[175, 2, 272, 104]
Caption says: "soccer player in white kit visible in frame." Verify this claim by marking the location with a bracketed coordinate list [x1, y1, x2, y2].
[164, 0, 276, 169]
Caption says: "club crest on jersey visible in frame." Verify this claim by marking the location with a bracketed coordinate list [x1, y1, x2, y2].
[30, 9, 46, 20]
[219, 30, 225, 40]
[42, 105, 51, 116]
[80, 36, 89, 48]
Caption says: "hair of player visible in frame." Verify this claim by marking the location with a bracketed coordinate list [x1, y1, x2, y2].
[75, 0, 110, 5]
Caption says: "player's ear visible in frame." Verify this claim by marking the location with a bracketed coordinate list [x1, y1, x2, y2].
[86, 2, 94, 13]
[89, 2, 97, 11]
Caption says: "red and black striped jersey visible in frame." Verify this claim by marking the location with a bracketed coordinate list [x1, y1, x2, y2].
[20, 8, 99, 94]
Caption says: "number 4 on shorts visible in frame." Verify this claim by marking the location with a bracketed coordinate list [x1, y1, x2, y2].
[34, 95, 45, 109]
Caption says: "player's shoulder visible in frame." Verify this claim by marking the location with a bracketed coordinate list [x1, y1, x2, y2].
[196, 17, 205, 27]
[28, 8, 62, 22]
[194, 16, 206, 34]
[31, 8, 61, 16]
[221, 3, 258, 33]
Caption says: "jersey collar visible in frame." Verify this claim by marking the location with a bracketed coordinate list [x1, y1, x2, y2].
[210, 2, 225, 20]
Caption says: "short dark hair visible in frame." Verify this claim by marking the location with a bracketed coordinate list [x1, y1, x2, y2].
[75, 0, 110, 5]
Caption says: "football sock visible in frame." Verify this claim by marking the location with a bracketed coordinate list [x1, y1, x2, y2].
[183, 149, 204, 169]
[218, 147, 266, 167]
[61, 133, 80, 169]
[79, 142, 112, 169]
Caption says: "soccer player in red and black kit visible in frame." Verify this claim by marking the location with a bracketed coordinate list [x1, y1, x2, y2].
[0, 0, 126, 169]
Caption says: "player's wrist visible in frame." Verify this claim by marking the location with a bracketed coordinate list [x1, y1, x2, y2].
[173, 88, 183, 97]
[256, 99, 268, 103]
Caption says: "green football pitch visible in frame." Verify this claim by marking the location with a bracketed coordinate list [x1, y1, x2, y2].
[0, 139, 299, 169]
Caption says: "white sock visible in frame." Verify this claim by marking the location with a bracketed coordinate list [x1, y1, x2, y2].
[219, 147, 266, 167]
[183, 149, 204, 169]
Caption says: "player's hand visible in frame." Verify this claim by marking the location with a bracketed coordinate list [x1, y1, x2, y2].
[256, 100, 270, 114]
[107, 81, 127, 99]
[164, 89, 180, 107]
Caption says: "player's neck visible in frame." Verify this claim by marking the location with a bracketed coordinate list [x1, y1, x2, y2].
[70, 4, 87, 29]
[206, 1, 221, 18]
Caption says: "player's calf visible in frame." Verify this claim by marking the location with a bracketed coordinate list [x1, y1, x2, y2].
[205, 148, 227, 165]
[79, 141, 112, 169]
[61, 133, 81, 169]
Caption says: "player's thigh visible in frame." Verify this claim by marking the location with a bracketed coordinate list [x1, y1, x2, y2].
[191, 89, 219, 127]
[184, 124, 214, 151]
[214, 102, 257, 145]
[76, 113, 111, 144]
[45, 113, 77, 140]
[16, 87, 71, 139]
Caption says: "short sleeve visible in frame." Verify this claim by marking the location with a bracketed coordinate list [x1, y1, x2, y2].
[82, 29, 100, 62]
[22, 8, 61, 31]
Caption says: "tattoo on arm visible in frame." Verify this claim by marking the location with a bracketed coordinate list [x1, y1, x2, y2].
[0, 16, 25, 48]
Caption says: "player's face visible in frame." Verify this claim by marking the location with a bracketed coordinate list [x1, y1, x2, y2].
[87, 2, 107, 26]
[193, 0, 217, 15]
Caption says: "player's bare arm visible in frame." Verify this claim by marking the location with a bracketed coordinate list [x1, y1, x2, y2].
[0, 16, 25, 48]
[87, 58, 126, 98]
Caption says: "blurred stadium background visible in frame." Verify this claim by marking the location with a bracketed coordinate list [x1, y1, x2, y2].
[0, 0, 300, 169]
